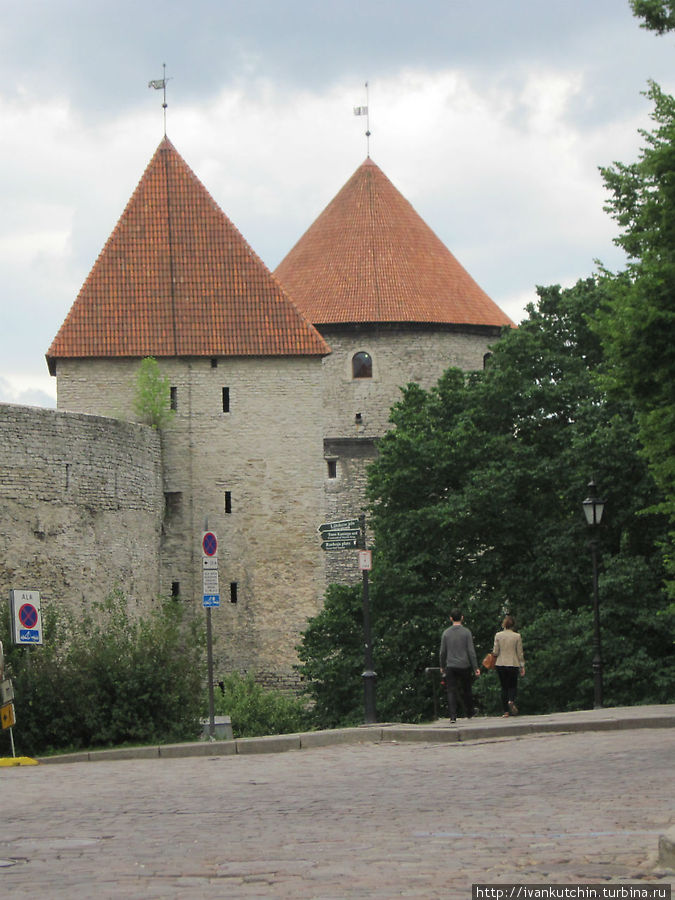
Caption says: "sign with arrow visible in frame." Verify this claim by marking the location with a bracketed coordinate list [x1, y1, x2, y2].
[318, 519, 360, 533]
[321, 538, 360, 551]
[318, 517, 363, 551]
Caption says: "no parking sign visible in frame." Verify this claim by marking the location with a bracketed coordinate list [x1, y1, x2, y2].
[9, 590, 43, 645]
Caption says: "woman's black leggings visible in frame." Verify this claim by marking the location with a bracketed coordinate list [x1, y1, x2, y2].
[497, 666, 519, 712]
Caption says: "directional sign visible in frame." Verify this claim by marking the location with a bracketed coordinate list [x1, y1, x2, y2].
[320, 529, 360, 541]
[321, 538, 360, 551]
[10, 590, 43, 646]
[319, 519, 360, 533]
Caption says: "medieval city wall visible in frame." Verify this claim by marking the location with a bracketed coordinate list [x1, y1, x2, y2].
[0, 403, 163, 618]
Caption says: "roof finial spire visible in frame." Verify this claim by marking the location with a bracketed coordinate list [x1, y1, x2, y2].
[353, 81, 371, 157]
[148, 63, 171, 136]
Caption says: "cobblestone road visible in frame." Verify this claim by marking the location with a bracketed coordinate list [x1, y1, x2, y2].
[1, 728, 672, 899]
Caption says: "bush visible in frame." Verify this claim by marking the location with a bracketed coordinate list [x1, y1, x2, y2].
[0, 591, 206, 756]
[213, 673, 312, 738]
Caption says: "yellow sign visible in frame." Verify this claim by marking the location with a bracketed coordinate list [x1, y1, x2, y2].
[1, 701, 15, 730]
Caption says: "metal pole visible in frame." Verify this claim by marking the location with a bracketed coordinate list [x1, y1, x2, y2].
[590, 540, 603, 708]
[206, 607, 215, 738]
[204, 517, 215, 739]
[359, 515, 377, 724]
[361, 567, 377, 724]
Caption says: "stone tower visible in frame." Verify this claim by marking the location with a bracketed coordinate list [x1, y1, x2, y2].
[274, 157, 513, 585]
[47, 137, 330, 686]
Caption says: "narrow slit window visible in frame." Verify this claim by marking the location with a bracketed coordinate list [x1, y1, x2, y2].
[230, 582, 238, 604]
[352, 352, 372, 379]
[326, 459, 337, 479]
[171, 581, 180, 599]
[170, 386, 178, 411]
[225, 491, 232, 514]
[222, 387, 230, 412]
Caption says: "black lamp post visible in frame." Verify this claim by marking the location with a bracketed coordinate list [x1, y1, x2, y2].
[582, 479, 605, 709]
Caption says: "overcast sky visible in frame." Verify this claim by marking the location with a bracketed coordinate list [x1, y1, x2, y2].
[2, 0, 674, 407]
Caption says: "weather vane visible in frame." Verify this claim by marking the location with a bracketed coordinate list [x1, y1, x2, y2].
[148, 63, 172, 136]
[353, 81, 371, 157]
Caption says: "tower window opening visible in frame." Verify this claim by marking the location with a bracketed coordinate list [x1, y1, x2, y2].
[230, 582, 238, 604]
[352, 351, 372, 379]
[171, 581, 180, 599]
[225, 491, 232, 513]
[210, 357, 218, 368]
[326, 459, 337, 479]
[222, 387, 230, 412]
[170, 386, 178, 411]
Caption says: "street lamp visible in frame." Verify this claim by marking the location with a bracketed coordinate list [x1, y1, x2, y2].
[582, 479, 605, 708]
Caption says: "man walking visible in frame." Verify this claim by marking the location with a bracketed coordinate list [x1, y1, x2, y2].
[439, 609, 480, 722]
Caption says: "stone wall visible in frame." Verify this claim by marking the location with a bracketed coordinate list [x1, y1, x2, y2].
[0, 403, 163, 617]
[317, 325, 501, 587]
[318, 325, 500, 440]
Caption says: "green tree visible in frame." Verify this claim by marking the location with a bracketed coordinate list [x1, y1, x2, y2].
[133, 356, 174, 429]
[631, 0, 675, 33]
[298, 280, 674, 725]
[596, 82, 675, 596]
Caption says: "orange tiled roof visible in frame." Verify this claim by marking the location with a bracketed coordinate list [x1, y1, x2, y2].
[274, 158, 513, 328]
[47, 137, 328, 372]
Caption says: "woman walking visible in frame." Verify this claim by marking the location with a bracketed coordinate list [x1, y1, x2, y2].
[492, 615, 525, 716]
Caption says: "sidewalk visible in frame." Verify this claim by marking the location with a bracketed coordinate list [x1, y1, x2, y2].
[37, 702, 675, 764]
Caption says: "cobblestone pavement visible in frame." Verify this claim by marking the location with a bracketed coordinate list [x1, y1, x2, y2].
[1, 728, 673, 899]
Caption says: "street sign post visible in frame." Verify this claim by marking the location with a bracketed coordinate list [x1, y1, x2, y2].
[318, 519, 360, 533]
[202, 532, 218, 557]
[318, 518, 363, 551]
[321, 538, 359, 551]
[1, 702, 15, 730]
[9, 590, 43, 645]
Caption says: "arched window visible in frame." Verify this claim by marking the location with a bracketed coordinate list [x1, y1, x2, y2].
[352, 351, 373, 379]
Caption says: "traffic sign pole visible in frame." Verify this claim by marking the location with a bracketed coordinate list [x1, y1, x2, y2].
[202, 523, 217, 740]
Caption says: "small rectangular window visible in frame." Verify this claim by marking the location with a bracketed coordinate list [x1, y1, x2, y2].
[230, 582, 238, 604]
[170, 387, 178, 411]
[222, 387, 230, 413]
[171, 581, 180, 599]
[164, 491, 182, 519]
[210, 358, 218, 368]
[225, 491, 232, 514]
[326, 459, 337, 479]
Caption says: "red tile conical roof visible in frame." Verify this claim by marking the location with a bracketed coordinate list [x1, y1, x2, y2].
[274, 158, 513, 328]
[47, 137, 328, 372]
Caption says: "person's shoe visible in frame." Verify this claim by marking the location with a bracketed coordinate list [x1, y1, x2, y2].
[508, 701, 518, 715]
[449, 718, 457, 724]
[501, 712, 510, 717]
